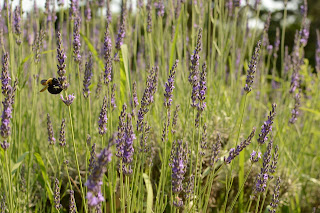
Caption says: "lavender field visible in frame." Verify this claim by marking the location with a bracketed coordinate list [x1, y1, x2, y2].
[0, 0, 319, 212]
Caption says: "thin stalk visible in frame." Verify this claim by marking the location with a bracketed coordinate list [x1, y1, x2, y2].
[67, 105, 87, 213]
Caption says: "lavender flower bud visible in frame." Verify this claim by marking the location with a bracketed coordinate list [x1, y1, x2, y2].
[154, 1, 165, 17]
[56, 31, 69, 90]
[1, 140, 9, 151]
[46, 114, 55, 145]
[85, 1, 91, 22]
[1, 52, 11, 97]
[269, 145, 278, 179]
[117, 107, 135, 175]
[54, 178, 61, 210]
[69, 190, 76, 213]
[224, 127, 256, 164]
[104, 27, 112, 85]
[250, 150, 262, 163]
[110, 83, 116, 110]
[132, 82, 139, 109]
[95, 72, 103, 98]
[89, 142, 96, 175]
[199, 123, 207, 156]
[244, 40, 261, 93]
[255, 139, 273, 193]
[210, 134, 221, 167]
[289, 92, 301, 124]
[98, 96, 108, 135]
[115, 1, 127, 50]
[257, 103, 276, 145]
[70, 0, 79, 18]
[140, 123, 151, 152]
[189, 28, 202, 107]
[106, 0, 112, 24]
[171, 105, 180, 134]
[85, 148, 112, 207]
[164, 60, 178, 108]
[13, 6, 21, 45]
[269, 177, 281, 213]
[73, 17, 81, 63]
[60, 94, 75, 106]
[33, 30, 45, 64]
[184, 175, 195, 200]
[59, 119, 66, 147]
[147, 0, 152, 33]
[83, 53, 93, 98]
[169, 139, 189, 194]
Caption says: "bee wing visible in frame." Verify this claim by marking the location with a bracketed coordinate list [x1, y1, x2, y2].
[40, 85, 48, 92]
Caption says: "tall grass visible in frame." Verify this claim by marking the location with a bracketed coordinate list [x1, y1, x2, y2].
[0, 0, 319, 212]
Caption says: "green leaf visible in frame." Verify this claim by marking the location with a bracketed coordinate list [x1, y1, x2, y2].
[34, 153, 53, 203]
[143, 173, 153, 213]
[119, 44, 131, 105]
[11, 152, 29, 175]
[81, 33, 105, 70]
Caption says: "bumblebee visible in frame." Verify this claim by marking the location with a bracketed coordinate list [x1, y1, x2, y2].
[40, 78, 63, 94]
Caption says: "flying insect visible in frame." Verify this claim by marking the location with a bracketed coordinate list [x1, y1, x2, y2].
[40, 78, 63, 94]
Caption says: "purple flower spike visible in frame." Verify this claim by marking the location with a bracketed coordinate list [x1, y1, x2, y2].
[73, 17, 81, 63]
[56, 31, 69, 90]
[83, 53, 93, 98]
[70, 0, 79, 18]
[54, 178, 61, 210]
[116, 105, 135, 175]
[47, 114, 55, 145]
[224, 128, 256, 164]
[85, 148, 112, 208]
[169, 139, 189, 194]
[61, 94, 75, 106]
[13, 6, 21, 45]
[164, 60, 179, 108]
[257, 104, 276, 145]
[147, 0, 152, 33]
[98, 96, 108, 135]
[59, 119, 66, 147]
[69, 190, 76, 213]
[154, 0, 165, 17]
[289, 92, 301, 124]
[269, 177, 281, 213]
[250, 150, 262, 163]
[115, 1, 127, 51]
[244, 40, 261, 93]
[1, 53, 11, 97]
[104, 27, 112, 85]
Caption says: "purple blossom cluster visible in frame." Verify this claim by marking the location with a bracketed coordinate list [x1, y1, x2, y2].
[147, 1, 152, 33]
[289, 92, 301, 124]
[85, 148, 112, 208]
[244, 40, 261, 93]
[110, 83, 116, 110]
[269, 145, 279, 179]
[104, 27, 112, 85]
[54, 178, 61, 210]
[32, 30, 45, 64]
[106, 0, 112, 24]
[137, 67, 159, 132]
[47, 114, 55, 145]
[83, 53, 93, 98]
[98, 96, 108, 135]
[1, 53, 15, 150]
[69, 190, 76, 213]
[210, 134, 221, 167]
[250, 150, 262, 163]
[73, 17, 81, 63]
[154, 0, 165, 17]
[115, 2, 127, 51]
[169, 139, 188, 196]
[59, 119, 66, 147]
[199, 123, 207, 156]
[69, 0, 79, 18]
[132, 82, 139, 109]
[189, 28, 202, 108]
[255, 140, 273, 193]
[85, 1, 91, 22]
[195, 62, 207, 127]
[257, 103, 276, 145]
[171, 105, 180, 134]
[56, 31, 69, 90]
[116, 104, 135, 175]
[224, 128, 256, 164]
[269, 177, 281, 213]
[164, 60, 178, 108]
[13, 6, 21, 45]
[61, 94, 75, 106]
